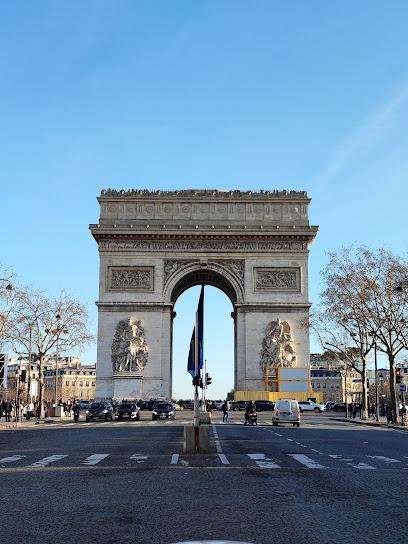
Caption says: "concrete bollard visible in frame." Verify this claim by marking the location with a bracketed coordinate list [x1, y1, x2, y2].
[183, 424, 211, 453]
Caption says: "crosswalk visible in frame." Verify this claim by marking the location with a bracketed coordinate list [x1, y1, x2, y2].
[1, 452, 407, 470]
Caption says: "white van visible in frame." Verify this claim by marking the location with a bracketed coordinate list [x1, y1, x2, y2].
[272, 399, 300, 427]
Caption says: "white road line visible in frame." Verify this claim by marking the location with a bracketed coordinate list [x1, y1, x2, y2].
[367, 455, 401, 464]
[29, 455, 68, 468]
[289, 454, 325, 469]
[218, 453, 230, 465]
[0, 455, 25, 463]
[130, 454, 148, 463]
[81, 454, 109, 466]
[348, 462, 375, 470]
[212, 425, 223, 453]
[287, 438, 294, 442]
[310, 448, 324, 455]
[170, 454, 179, 465]
[274, 433, 283, 437]
[248, 453, 280, 469]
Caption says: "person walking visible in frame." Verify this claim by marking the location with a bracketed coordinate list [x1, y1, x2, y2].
[5, 400, 12, 422]
[73, 402, 80, 424]
[26, 401, 34, 421]
[222, 400, 229, 423]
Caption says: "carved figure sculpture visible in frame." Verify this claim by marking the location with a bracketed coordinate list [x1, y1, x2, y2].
[112, 318, 148, 373]
[260, 319, 296, 369]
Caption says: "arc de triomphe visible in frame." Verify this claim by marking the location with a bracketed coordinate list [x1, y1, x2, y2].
[90, 189, 318, 400]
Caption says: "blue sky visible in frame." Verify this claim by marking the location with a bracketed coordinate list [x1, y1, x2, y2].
[1, 1, 407, 398]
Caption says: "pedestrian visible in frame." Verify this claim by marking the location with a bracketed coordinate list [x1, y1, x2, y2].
[352, 404, 357, 419]
[206, 400, 212, 413]
[4, 400, 12, 422]
[222, 400, 229, 423]
[73, 402, 80, 423]
[386, 404, 393, 425]
[26, 401, 34, 421]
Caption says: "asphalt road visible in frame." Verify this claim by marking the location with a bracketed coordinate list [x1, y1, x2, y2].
[0, 412, 407, 544]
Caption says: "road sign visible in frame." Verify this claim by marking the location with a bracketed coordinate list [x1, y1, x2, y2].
[400, 384, 407, 393]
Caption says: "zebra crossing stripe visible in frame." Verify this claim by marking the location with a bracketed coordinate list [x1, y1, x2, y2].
[289, 454, 325, 469]
[248, 453, 280, 469]
[348, 462, 375, 470]
[81, 454, 109, 465]
[367, 455, 401, 464]
[0, 455, 25, 463]
[29, 455, 68, 467]
[130, 454, 148, 463]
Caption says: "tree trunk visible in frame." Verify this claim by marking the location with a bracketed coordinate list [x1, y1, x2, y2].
[361, 362, 368, 420]
[388, 354, 398, 424]
[38, 355, 45, 419]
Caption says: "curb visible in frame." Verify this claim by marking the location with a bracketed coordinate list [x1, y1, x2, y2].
[330, 417, 408, 431]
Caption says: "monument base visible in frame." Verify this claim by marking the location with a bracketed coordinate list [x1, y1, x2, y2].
[112, 373, 143, 400]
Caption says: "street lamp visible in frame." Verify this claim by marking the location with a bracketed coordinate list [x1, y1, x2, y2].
[46, 314, 68, 406]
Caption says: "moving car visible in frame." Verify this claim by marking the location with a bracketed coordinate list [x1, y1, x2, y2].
[230, 401, 248, 411]
[254, 400, 275, 412]
[76, 400, 91, 411]
[272, 399, 300, 427]
[179, 400, 194, 410]
[152, 402, 176, 420]
[298, 400, 326, 413]
[331, 402, 347, 412]
[213, 400, 224, 410]
[85, 402, 116, 422]
[325, 401, 336, 411]
[115, 402, 140, 421]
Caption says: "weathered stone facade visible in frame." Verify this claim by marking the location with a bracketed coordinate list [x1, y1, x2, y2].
[90, 189, 318, 400]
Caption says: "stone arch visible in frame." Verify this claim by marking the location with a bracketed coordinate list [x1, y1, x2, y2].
[163, 261, 244, 306]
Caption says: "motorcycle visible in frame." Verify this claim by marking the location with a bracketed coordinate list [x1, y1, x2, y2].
[246, 411, 258, 426]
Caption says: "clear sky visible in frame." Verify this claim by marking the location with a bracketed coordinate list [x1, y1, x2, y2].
[1, 1, 407, 399]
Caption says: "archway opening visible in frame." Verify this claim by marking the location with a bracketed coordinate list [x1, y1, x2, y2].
[171, 281, 235, 403]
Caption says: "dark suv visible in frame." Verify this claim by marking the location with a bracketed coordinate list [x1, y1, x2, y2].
[116, 402, 140, 421]
[85, 402, 116, 422]
[230, 401, 248, 411]
[152, 402, 175, 420]
[254, 400, 275, 411]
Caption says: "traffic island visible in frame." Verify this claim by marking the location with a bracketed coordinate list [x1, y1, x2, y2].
[184, 424, 214, 453]
[330, 417, 408, 431]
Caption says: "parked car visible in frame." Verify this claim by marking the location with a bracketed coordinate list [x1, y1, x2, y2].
[115, 402, 140, 421]
[85, 402, 116, 422]
[179, 400, 194, 410]
[152, 402, 176, 420]
[298, 400, 326, 413]
[76, 400, 91, 411]
[325, 401, 336, 411]
[272, 399, 300, 427]
[331, 402, 347, 412]
[254, 400, 275, 412]
[230, 401, 248, 411]
[137, 400, 149, 410]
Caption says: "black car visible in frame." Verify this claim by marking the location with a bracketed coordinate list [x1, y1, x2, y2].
[179, 400, 194, 410]
[254, 400, 275, 411]
[137, 400, 149, 410]
[116, 402, 140, 421]
[152, 402, 175, 420]
[230, 401, 248, 411]
[332, 402, 347, 412]
[85, 402, 116, 422]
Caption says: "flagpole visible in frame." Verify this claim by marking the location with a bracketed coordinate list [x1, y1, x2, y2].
[193, 309, 200, 452]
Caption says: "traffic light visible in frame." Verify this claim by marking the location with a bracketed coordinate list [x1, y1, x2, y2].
[205, 373, 212, 386]
[396, 369, 402, 384]
[192, 375, 203, 388]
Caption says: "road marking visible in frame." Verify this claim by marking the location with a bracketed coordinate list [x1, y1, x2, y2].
[274, 433, 283, 437]
[0, 455, 25, 463]
[289, 454, 325, 469]
[367, 455, 401, 464]
[29, 455, 68, 467]
[329, 454, 353, 462]
[212, 425, 223, 453]
[81, 454, 109, 465]
[170, 454, 179, 465]
[218, 453, 230, 465]
[348, 462, 375, 470]
[248, 453, 280, 469]
[286, 438, 294, 442]
[130, 454, 148, 463]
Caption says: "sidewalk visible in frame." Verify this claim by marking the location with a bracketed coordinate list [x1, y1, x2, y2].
[330, 416, 408, 431]
[0, 415, 81, 430]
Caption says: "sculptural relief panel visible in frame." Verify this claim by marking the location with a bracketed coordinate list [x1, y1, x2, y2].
[254, 267, 300, 292]
[108, 266, 154, 291]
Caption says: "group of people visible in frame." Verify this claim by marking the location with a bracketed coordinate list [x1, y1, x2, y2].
[0, 398, 82, 422]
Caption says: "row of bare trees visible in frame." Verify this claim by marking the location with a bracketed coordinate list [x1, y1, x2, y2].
[0, 266, 94, 418]
[313, 247, 408, 422]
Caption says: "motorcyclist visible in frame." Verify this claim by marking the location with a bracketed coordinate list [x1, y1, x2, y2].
[244, 400, 255, 425]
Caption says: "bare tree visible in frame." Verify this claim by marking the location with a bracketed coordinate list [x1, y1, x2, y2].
[0, 266, 17, 347]
[315, 247, 408, 423]
[9, 287, 95, 418]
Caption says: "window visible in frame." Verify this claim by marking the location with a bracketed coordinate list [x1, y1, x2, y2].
[85, 382, 89, 387]
[79, 381, 83, 387]
[65, 381, 69, 386]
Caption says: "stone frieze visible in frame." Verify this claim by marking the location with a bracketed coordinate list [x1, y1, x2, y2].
[254, 268, 300, 291]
